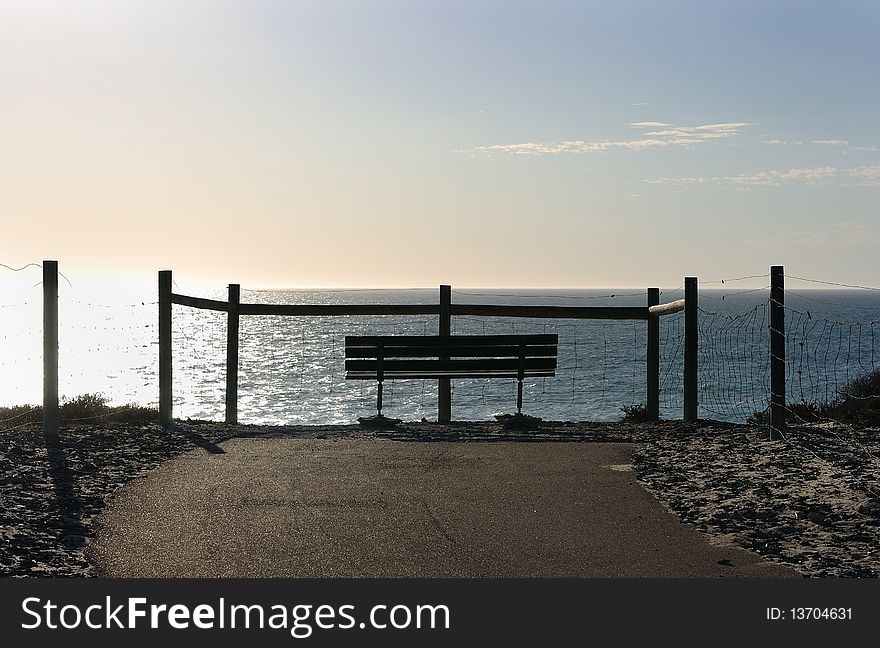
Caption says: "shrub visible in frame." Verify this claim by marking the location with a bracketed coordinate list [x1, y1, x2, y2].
[840, 369, 880, 399]
[748, 369, 880, 427]
[60, 393, 111, 421]
[0, 393, 158, 429]
[0, 404, 43, 429]
[619, 403, 650, 422]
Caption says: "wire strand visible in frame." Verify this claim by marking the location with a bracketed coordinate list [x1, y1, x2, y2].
[785, 275, 880, 291]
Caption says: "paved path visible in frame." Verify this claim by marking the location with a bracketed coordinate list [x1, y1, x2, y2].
[90, 438, 798, 578]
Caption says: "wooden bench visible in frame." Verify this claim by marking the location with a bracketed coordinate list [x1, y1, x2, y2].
[344, 334, 558, 417]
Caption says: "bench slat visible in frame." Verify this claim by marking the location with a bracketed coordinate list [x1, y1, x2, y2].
[345, 344, 558, 359]
[344, 334, 557, 348]
[345, 369, 557, 379]
[345, 358, 557, 373]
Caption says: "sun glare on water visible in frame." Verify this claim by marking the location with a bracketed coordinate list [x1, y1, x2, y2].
[1, 275, 158, 408]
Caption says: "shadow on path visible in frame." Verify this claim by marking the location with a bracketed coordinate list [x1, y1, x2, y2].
[44, 440, 87, 550]
[170, 425, 227, 454]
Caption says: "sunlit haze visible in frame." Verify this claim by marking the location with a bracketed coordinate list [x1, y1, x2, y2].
[2, 0, 878, 289]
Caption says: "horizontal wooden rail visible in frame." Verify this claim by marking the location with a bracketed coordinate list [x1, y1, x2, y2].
[171, 293, 231, 312]
[171, 293, 685, 321]
[171, 294, 440, 316]
[238, 304, 441, 316]
[451, 304, 650, 320]
[648, 299, 685, 316]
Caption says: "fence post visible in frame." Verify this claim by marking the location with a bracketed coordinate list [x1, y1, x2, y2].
[646, 287, 660, 421]
[683, 277, 698, 421]
[226, 283, 240, 425]
[159, 270, 173, 428]
[438, 284, 452, 423]
[43, 260, 59, 442]
[769, 265, 785, 439]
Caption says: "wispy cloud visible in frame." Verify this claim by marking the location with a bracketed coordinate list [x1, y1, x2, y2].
[466, 121, 752, 156]
[629, 121, 670, 127]
[764, 138, 849, 146]
[648, 165, 880, 188]
[762, 137, 880, 153]
[847, 165, 880, 186]
[647, 166, 836, 187]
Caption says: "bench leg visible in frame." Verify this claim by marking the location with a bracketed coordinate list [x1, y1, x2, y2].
[517, 379, 523, 415]
[377, 381, 383, 416]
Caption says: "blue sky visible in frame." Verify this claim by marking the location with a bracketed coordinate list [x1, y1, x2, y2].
[1, 0, 878, 288]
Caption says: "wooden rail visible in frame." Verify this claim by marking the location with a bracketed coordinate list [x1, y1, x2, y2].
[168, 295, 670, 320]
[239, 303, 440, 317]
[648, 299, 684, 316]
[170, 293, 230, 312]
[451, 304, 649, 319]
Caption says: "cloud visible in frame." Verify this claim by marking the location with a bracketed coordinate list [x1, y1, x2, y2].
[847, 165, 880, 186]
[648, 165, 880, 188]
[763, 138, 850, 146]
[468, 121, 752, 157]
[691, 123, 749, 132]
[629, 121, 670, 127]
[647, 166, 839, 187]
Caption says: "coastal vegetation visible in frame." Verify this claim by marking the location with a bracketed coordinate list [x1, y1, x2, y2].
[0, 393, 157, 430]
[619, 403, 650, 422]
[747, 369, 880, 427]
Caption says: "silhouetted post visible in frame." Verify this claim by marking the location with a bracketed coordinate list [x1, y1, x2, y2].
[646, 288, 660, 421]
[43, 260, 59, 442]
[683, 277, 698, 421]
[438, 284, 452, 423]
[159, 270, 173, 428]
[225, 283, 240, 425]
[769, 266, 785, 439]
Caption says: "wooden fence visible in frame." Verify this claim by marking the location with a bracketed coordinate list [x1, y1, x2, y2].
[29, 262, 791, 438]
[157, 271, 694, 427]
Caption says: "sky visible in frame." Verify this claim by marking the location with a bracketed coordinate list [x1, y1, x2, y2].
[1, 0, 878, 289]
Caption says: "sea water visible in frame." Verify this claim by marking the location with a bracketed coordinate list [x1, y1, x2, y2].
[1, 280, 878, 425]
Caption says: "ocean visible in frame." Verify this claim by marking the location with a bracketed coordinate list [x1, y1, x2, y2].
[2, 282, 879, 425]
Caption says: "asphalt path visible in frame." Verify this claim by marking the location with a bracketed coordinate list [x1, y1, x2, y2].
[90, 438, 798, 578]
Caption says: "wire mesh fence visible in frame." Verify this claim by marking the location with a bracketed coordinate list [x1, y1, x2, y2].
[692, 276, 880, 427]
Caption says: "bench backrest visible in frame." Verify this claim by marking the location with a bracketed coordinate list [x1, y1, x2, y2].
[344, 334, 558, 380]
